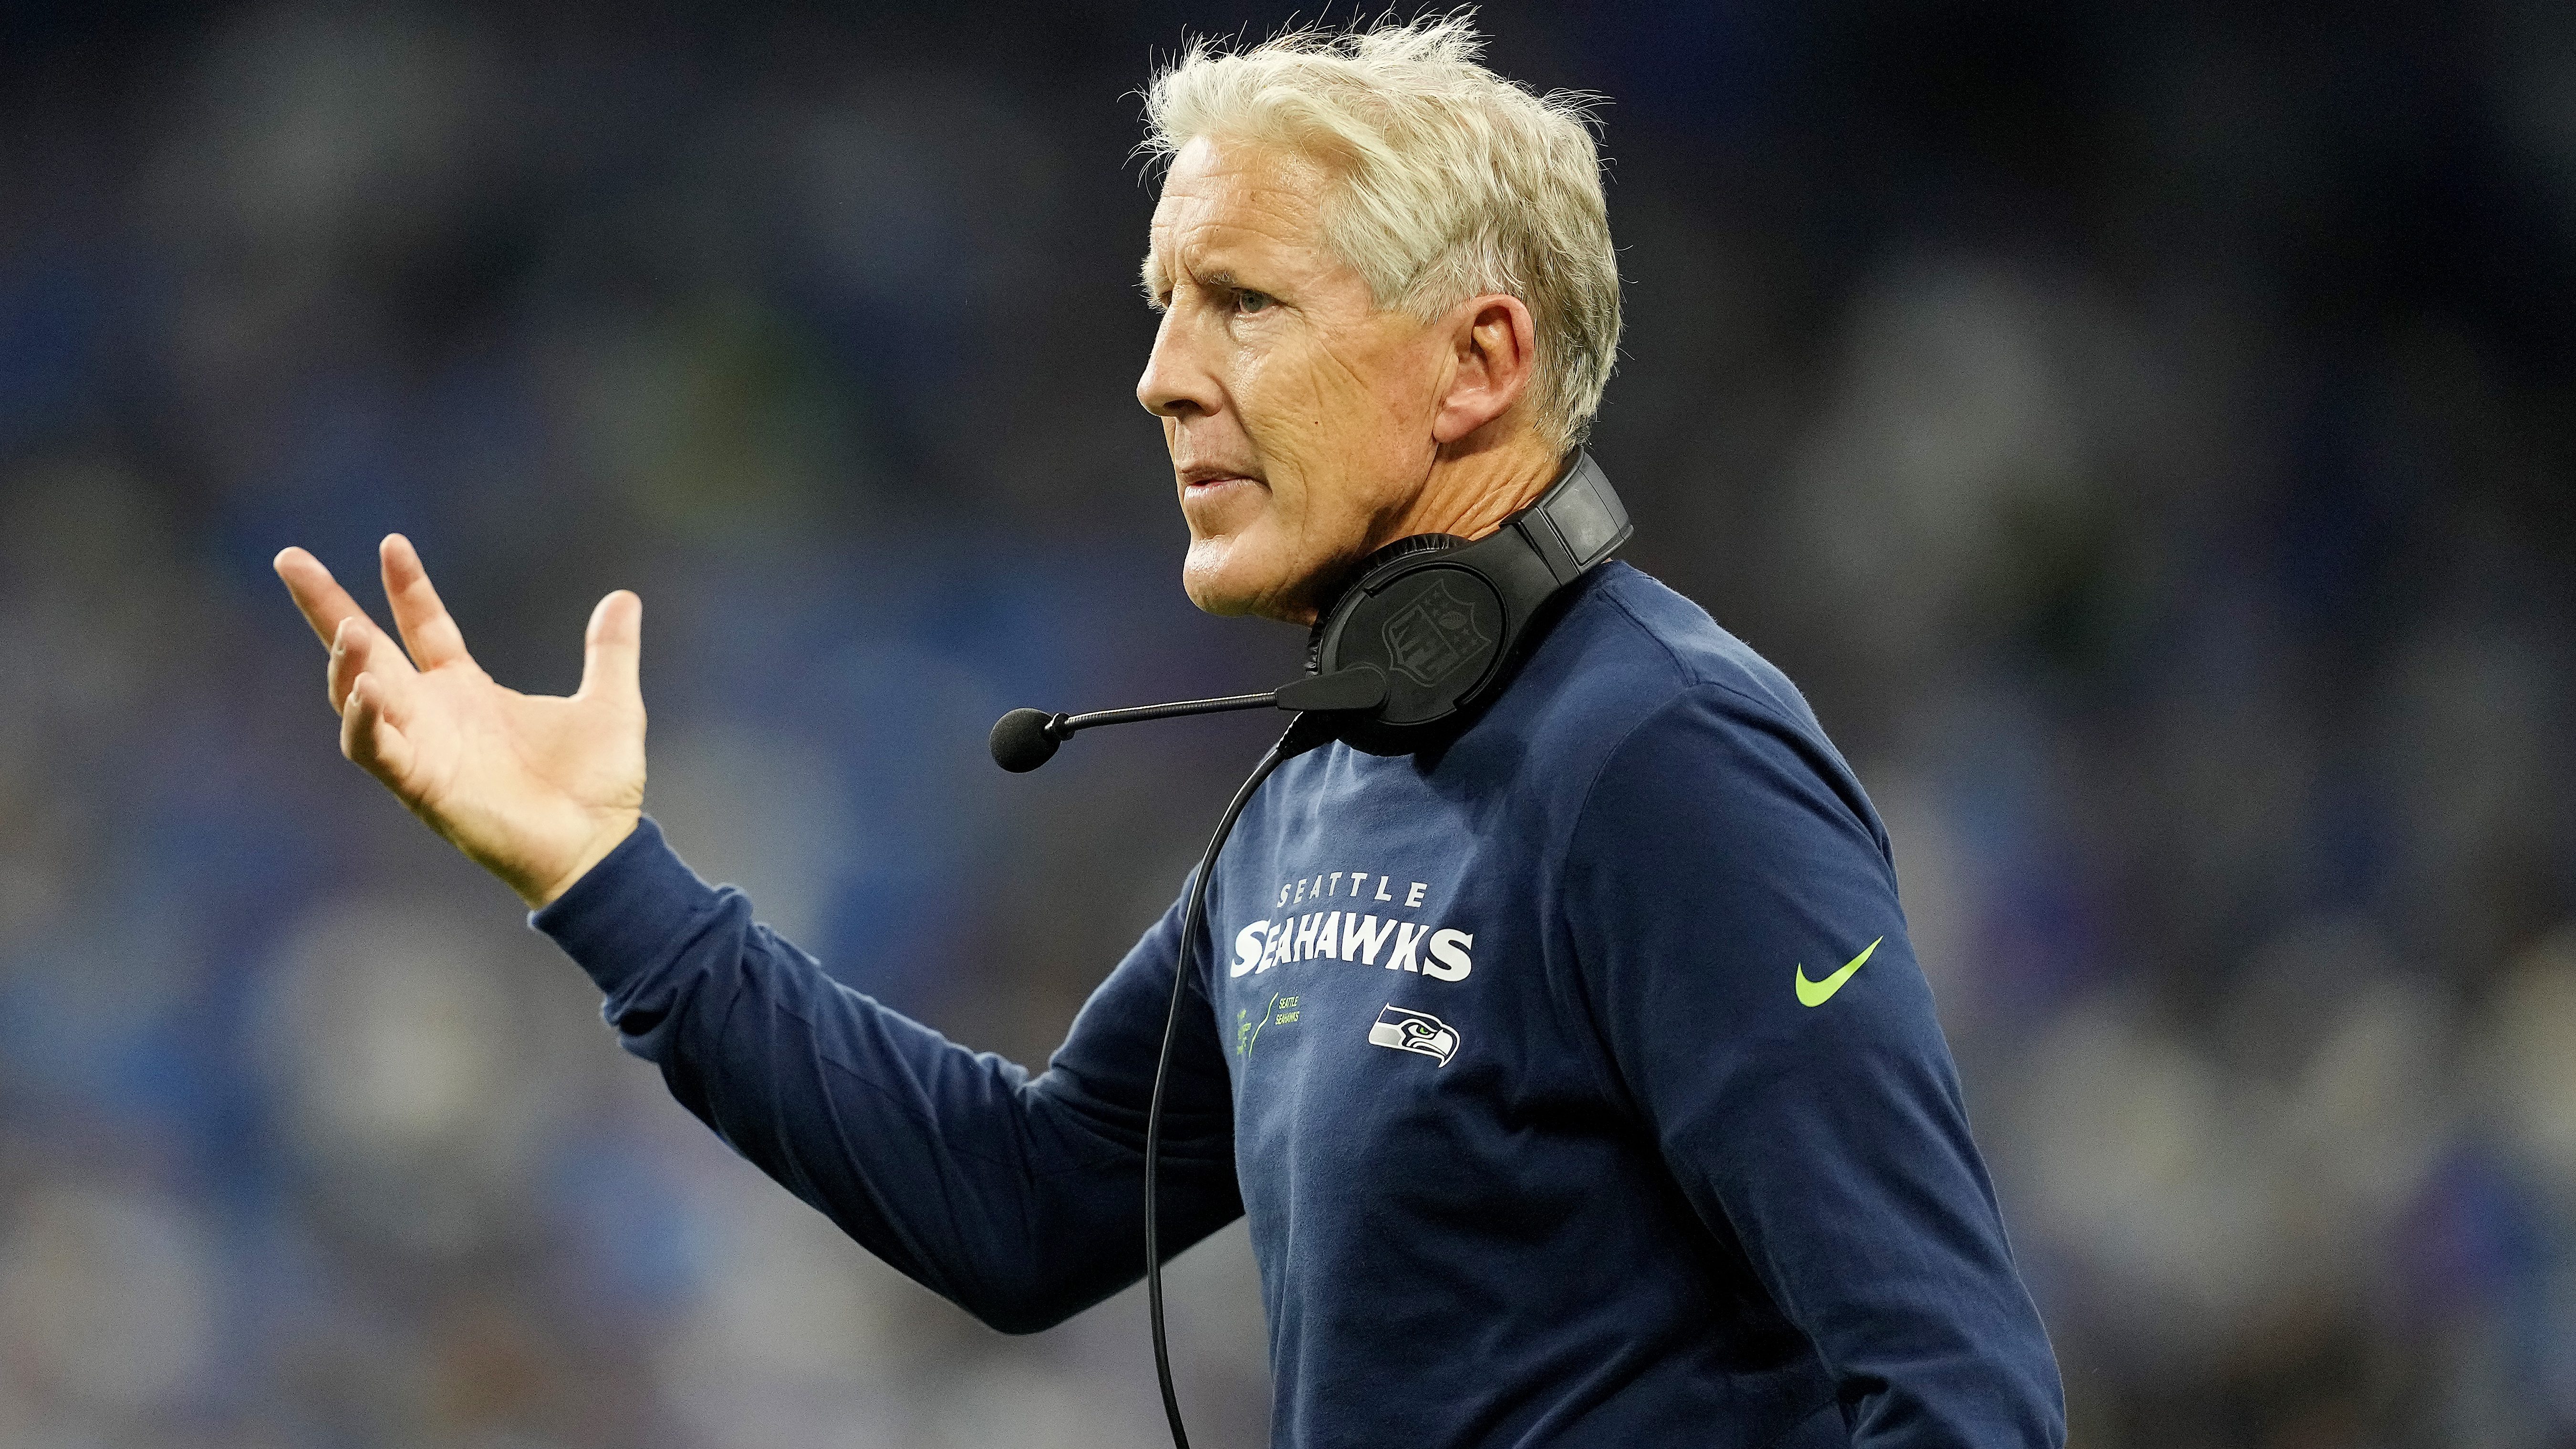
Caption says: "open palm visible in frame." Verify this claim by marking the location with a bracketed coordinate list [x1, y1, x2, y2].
[275, 534, 647, 907]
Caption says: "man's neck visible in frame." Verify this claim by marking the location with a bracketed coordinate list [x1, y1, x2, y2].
[1379, 435, 1563, 548]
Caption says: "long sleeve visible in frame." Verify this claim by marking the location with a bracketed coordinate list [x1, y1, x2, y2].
[1560, 687, 2065, 1447]
[531, 816, 1245, 1334]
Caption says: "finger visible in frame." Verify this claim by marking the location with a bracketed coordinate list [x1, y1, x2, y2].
[326, 614, 415, 714]
[378, 534, 475, 671]
[274, 547, 381, 652]
[334, 644, 422, 724]
[577, 590, 643, 704]
[340, 673, 419, 788]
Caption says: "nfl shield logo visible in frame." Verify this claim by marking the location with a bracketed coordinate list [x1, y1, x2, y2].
[1380, 577, 1492, 688]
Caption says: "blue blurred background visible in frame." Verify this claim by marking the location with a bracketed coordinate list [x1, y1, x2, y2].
[2, 2, 2573, 1445]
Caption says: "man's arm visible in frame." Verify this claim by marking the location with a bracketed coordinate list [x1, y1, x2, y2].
[272, 536, 1242, 1331]
[1562, 687, 2065, 1448]
[535, 820, 1243, 1332]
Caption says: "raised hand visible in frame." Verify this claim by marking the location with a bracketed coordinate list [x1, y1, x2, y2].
[274, 534, 647, 908]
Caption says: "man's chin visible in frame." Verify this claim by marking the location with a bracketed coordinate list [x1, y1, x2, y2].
[1181, 545, 1316, 625]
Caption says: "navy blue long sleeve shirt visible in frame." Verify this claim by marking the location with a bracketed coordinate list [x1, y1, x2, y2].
[534, 562, 2064, 1448]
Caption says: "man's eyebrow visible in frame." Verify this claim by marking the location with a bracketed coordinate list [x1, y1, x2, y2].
[1138, 245, 1263, 307]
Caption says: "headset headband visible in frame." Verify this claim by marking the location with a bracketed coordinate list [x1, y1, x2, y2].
[1501, 448, 1633, 584]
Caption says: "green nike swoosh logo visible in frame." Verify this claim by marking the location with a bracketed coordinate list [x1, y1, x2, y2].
[1795, 938, 1883, 1007]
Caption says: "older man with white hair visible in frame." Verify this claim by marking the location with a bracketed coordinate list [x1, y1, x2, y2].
[274, 17, 2064, 1449]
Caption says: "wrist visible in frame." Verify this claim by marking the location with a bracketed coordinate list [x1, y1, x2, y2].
[523, 809, 643, 909]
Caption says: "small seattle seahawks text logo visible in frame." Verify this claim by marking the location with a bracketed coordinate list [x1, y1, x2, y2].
[1367, 1004, 1458, 1066]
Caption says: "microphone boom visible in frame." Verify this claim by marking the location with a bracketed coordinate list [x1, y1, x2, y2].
[987, 667, 1386, 772]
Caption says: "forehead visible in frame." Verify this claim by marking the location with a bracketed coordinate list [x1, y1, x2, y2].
[1145, 136, 1336, 283]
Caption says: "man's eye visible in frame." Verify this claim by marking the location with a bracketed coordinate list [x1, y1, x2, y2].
[1233, 290, 1273, 315]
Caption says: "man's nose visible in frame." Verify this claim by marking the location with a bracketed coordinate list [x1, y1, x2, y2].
[1136, 310, 1220, 420]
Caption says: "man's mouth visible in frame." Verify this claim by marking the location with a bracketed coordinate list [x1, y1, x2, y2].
[1180, 469, 1265, 502]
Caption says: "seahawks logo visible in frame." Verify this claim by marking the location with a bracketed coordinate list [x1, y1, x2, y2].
[1367, 1005, 1458, 1066]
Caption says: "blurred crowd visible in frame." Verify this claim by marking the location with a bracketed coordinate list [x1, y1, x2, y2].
[1, 3, 2572, 1446]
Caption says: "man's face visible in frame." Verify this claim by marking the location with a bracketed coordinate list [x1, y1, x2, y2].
[1138, 136, 1449, 625]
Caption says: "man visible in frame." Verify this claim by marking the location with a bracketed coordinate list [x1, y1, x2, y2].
[274, 18, 2064, 1448]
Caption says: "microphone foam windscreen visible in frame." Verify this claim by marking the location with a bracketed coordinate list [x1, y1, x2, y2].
[989, 708, 1061, 772]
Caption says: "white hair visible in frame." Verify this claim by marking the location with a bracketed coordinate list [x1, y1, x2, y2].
[1140, 13, 1621, 449]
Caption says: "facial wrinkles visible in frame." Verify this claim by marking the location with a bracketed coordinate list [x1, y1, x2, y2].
[1145, 136, 1459, 620]
[1153, 159, 1323, 309]
[1261, 318, 1377, 563]
[1152, 176, 1321, 472]
[1306, 309, 1441, 557]
[1227, 239, 1420, 542]
[1160, 170, 1311, 445]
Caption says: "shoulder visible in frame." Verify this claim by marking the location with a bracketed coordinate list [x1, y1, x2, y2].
[1503, 564, 1887, 860]
[1568, 563, 1831, 729]
[1505, 564, 1843, 773]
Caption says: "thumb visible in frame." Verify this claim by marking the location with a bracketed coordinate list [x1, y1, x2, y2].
[579, 590, 643, 704]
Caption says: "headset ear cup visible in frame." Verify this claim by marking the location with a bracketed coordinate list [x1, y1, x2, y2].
[1309, 534, 1464, 676]
[1306, 453, 1630, 755]
[1314, 562, 1510, 754]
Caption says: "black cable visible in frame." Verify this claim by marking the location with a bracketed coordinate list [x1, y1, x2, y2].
[1144, 717, 1314, 1449]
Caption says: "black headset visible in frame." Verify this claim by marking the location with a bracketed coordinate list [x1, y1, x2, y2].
[991, 449, 1631, 1449]
[1305, 448, 1632, 753]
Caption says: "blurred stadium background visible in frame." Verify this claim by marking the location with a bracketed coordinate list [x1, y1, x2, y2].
[2, 2, 2573, 1445]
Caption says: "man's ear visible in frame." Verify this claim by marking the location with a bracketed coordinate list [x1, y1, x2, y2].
[1431, 294, 1538, 446]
